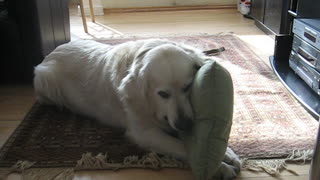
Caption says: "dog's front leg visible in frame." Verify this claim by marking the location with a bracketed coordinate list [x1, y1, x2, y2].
[126, 127, 187, 160]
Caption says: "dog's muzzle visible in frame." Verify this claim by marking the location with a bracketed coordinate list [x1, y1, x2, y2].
[174, 110, 193, 131]
[175, 118, 193, 131]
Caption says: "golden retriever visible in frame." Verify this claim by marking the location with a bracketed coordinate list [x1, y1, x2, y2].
[34, 39, 240, 179]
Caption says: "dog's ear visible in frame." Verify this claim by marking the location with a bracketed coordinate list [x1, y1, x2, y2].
[136, 64, 149, 100]
[132, 47, 152, 100]
[118, 61, 149, 108]
[135, 48, 152, 60]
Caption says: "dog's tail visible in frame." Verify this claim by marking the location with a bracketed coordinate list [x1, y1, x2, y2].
[33, 62, 64, 106]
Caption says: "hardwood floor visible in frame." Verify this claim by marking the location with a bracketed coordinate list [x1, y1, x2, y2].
[0, 85, 35, 148]
[2, 6, 311, 180]
[70, 5, 274, 65]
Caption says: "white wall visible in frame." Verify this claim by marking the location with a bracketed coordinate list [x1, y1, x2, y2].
[102, 0, 237, 8]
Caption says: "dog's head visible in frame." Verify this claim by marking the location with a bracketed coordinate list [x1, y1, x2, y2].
[138, 43, 203, 132]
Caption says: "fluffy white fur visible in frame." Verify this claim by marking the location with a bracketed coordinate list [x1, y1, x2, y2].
[34, 39, 240, 179]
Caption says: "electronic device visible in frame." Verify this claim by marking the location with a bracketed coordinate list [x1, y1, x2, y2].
[289, 50, 320, 95]
[290, 18, 320, 95]
[292, 19, 320, 50]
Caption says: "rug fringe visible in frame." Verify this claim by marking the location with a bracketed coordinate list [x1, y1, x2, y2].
[241, 149, 313, 176]
[0, 149, 313, 179]
[286, 149, 313, 163]
[0, 160, 35, 180]
[75, 152, 188, 171]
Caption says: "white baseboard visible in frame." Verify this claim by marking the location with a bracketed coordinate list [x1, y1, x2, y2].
[78, 5, 104, 16]
[77, 0, 104, 16]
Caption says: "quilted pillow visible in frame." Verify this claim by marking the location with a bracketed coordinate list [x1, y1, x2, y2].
[181, 60, 234, 180]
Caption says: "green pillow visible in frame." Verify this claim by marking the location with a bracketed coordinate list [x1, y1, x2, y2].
[181, 60, 234, 180]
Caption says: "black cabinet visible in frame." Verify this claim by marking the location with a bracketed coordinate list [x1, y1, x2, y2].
[251, 0, 320, 35]
[264, 1, 286, 34]
[0, 0, 70, 83]
[268, 0, 320, 118]
[251, 0, 292, 35]
[251, 0, 265, 22]
[35, 0, 70, 56]
[294, 0, 320, 18]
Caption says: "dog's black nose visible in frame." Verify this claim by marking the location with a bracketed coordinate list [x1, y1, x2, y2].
[174, 118, 193, 131]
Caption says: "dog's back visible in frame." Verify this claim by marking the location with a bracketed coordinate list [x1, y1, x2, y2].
[34, 40, 127, 127]
[33, 39, 191, 127]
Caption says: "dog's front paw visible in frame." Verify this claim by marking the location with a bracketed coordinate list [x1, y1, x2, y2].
[213, 162, 239, 180]
[223, 147, 241, 174]
[213, 147, 241, 180]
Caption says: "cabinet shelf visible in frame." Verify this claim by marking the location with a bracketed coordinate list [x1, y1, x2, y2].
[270, 55, 320, 119]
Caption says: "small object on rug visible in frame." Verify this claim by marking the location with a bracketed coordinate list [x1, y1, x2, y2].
[203, 47, 225, 56]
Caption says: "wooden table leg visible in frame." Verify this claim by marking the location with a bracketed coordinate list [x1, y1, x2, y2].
[88, 0, 95, 22]
[79, 0, 88, 33]
[310, 119, 320, 180]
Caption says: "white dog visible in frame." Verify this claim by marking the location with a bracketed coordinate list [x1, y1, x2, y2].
[34, 39, 240, 179]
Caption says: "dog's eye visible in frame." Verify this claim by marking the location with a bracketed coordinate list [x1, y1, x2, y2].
[158, 91, 170, 99]
[182, 83, 192, 93]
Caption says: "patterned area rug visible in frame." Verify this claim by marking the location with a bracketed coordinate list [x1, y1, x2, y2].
[0, 35, 318, 168]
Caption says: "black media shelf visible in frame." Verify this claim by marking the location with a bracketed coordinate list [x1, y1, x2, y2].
[270, 56, 320, 119]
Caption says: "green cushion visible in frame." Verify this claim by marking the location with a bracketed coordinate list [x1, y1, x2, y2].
[181, 60, 234, 180]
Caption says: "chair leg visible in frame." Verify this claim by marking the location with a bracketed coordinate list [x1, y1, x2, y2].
[88, 0, 95, 22]
[79, 0, 88, 33]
